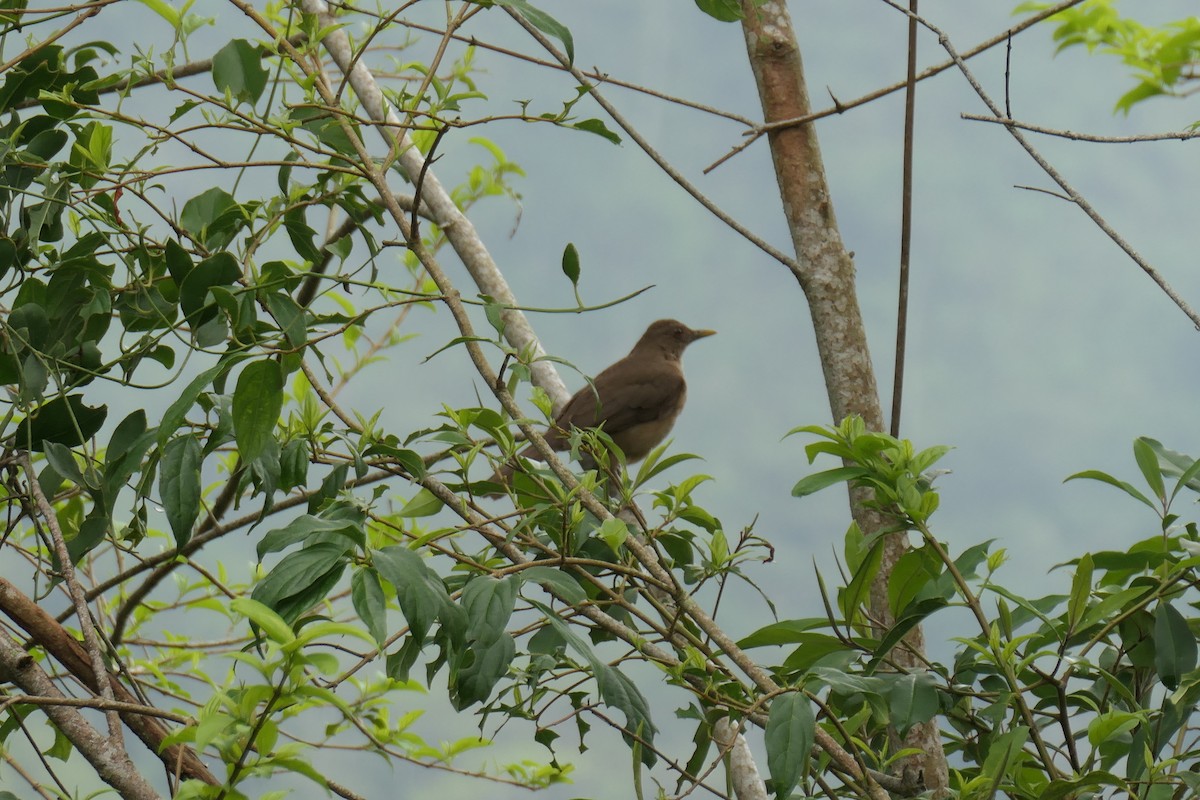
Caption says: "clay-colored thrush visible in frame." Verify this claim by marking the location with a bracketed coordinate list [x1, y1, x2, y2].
[488, 319, 715, 491]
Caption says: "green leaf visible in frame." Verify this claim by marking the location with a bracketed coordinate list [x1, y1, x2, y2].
[452, 632, 516, 709]
[231, 597, 296, 645]
[791, 467, 868, 498]
[251, 542, 348, 623]
[839, 522, 881, 623]
[497, 0, 574, 64]
[398, 487, 444, 517]
[1040, 771, 1130, 800]
[781, 633, 854, 673]
[528, 598, 656, 764]
[561, 242, 580, 285]
[233, 360, 283, 463]
[596, 516, 629, 551]
[212, 39, 269, 106]
[42, 441, 83, 485]
[1065, 469, 1155, 510]
[1067, 552, 1093, 631]
[1154, 600, 1197, 690]
[15, 395, 107, 450]
[694, 0, 743, 21]
[983, 726, 1028, 782]
[886, 672, 939, 737]
[1132, 437, 1165, 501]
[571, 118, 621, 144]
[870, 598, 948, 669]
[520, 565, 586, 605]
[179, 187, 244, 250]
[159, 435, 202, 548]
[256, 513, 364, 560]
[362, 443, 426, 479]
[157, 360, 232, 446]
[351, 568, 387, 649]
[737, 618, 828, 649]
[765, 692, 814, 799]
[164, 239, 193, 286]
[67, 516, 109, 565]
[373, 546, 450, 642]
[1087, 710, 1142, 747]
[462, 575, 518, 646]
[179, 251, 242, 323]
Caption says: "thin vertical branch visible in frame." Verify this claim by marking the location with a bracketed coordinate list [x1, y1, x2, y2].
[891, 0, 918, 438]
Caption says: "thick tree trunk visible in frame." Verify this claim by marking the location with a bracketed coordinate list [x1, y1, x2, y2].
[739, 1, 949, 794]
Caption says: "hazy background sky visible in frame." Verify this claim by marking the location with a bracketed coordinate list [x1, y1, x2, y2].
[21, 1, 1200, 797]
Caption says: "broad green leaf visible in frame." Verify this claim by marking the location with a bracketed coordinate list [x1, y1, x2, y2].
[561, 242, 580, 285]
[1040, 771, 1130, 800]
[596, 516, 628, 551]
[179, 187, 244, 250]
[462, 575, 518, 647]
[1132, 437, 1165, 501]
[840, 523, 881, 624]
[885, 672, 939, 736]
[256, 513, 364, 560]
[398, 487, 444, 517]
[497, 0, 574, 64]
[251, 543, 348, 623]
[571, 119, 621, 144]
[233, 359, 283, 463]
[982, 726, 1028, 782]
[373, 546, 450, 642]
[694, 0, 743, 22]
[362, 443, 426, 480]
[231, 597, 295, 645]
[159, 434, 201, 548]
[1067, 552, 1093, 631]
[67, 516, 109, 565]
[452, 632, 515, 709]
[519, 565, 587, 605]
[1065, 469, 1155, 510]
[1154, 600, 1197, 689]
[164, 239, 193, 286]
[351, 568, 387, 649]
[212, 39, 269, 105]
[1087, 710, 1142, 747]
[792, 467, 868, 498]
[737, 618, 829, 649]
[108, 409, 147, 459]
[765, 692, 814, 799]
[870, 598, 948, 669]
[15, 395, 107, 450]
[42, 441, 83, 485]
[156, 362, 228, 450]
[179, 251, 241, 323]
[781, 633, 854, 673]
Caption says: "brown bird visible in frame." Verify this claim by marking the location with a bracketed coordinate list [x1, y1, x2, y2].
[488, 319, 715, 492]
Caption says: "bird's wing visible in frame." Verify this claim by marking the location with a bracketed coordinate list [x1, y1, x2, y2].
[556, 360, 685, 435]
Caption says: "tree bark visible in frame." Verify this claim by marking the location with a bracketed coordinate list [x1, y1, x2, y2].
[739, 1, 949, 794]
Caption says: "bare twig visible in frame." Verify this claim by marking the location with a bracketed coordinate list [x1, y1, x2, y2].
[0, 633, 161, 800]
[18, 452, 122, 744]
[878, 0, 1200, 329]
[962, 113, 1200, 143]
[502, 8, 802, 278]
[705, 0, 1091, 173]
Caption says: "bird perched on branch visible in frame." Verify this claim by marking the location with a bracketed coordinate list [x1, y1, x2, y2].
[487, 319, 716, 493]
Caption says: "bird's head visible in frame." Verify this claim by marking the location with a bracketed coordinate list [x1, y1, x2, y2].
[634, 319, 716, 360]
